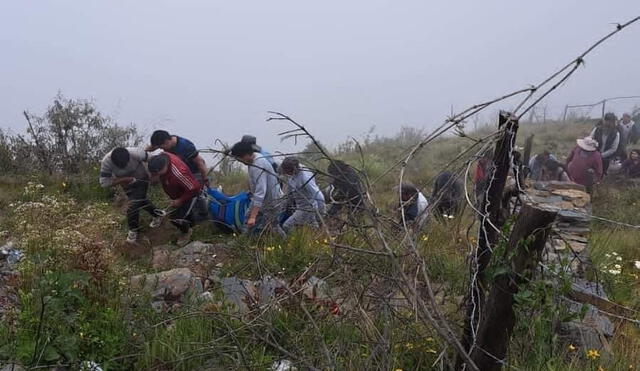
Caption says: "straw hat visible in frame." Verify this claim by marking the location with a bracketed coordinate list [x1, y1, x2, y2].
[576, 137, 598, 152]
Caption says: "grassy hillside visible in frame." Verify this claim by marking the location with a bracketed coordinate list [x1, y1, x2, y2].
[1, 118, 639, 370]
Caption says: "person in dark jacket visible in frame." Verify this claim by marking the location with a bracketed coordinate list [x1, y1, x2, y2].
[590, 113, 620, 173]
[147, 130, 209, 184]
[148, 152, 202, 246]
[398, 182, 429, 230]
[431, 171, 463, 219]
[621, 149, 640, 178]
[325, 160, 364, 217]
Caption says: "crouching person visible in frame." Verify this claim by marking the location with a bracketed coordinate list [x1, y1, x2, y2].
[99, 147, 166, 243]
[148, 153, 202, 246]
[399, 182, 429, 230]
[230, 141, 284, 236]
[280, 157, 326, 234]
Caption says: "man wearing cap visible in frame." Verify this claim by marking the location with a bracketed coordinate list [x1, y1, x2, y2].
[280, 156, 326, 233]
[590, 113, 620, 173]
[239, 134, 278, 172]
[566, 137, 603, 188]
[147, 130, 209, 184]
[229, 140, 284, 235]
[148, 152, 202, 246]
[99, 147, 166, 243]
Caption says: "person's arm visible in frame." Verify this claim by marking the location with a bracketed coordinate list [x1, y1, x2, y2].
[565, 147, 575, 166]
[193, 154, 209, 184]
[601, 133, 620, 158]
[98, 159, 114, 188]
[247, 167, 267, 228]
[594, 154, 604, 181]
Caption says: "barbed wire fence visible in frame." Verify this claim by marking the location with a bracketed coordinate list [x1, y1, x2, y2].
[140, 15, 640, 370]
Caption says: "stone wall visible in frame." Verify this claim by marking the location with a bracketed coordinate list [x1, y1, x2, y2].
[524, 181, 613, 357]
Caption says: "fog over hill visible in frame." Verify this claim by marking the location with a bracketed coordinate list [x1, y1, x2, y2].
[1, 1, 639, 153]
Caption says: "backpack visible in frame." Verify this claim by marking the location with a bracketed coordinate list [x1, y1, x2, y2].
[206, 188, 251, 232]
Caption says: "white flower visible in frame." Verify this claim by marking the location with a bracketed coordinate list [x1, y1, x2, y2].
[616, 256, 623, 261]
[614, 264, 621, 269]
[608, 269, 621, 275]
[612, 252, 619, 256]
[605, 253, 611, 258]
[634, 261, 640, 270]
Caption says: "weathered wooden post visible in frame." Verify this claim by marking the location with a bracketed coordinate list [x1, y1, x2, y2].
[469, 203, 557, 370]
[459, 111, 519, 360]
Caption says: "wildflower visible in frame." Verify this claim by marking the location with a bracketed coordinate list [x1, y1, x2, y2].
[605, 253, 611, 258]
[612, 252, 619, 256]
[586, 349, 600, 360]
[405, 342, 414, 350]
[568, 344, 576, 351]
[422, 235, 428, 241]
[616, 256, 623, 261]
[614, 264, 622, 269]
[634, 261, 640, 270]
[598, 366, 605, 371]
[608, 269, 621, 275]
[395, 369, 404, 371]
[266, 246, 275, 252]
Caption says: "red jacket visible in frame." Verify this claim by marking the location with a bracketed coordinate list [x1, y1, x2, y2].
[159, 152, 201, 204]
[566, 146, 603, 187]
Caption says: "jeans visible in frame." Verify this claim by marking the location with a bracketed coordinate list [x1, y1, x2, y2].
[170, 196, 198, 233]
[125, 180, 162, 231]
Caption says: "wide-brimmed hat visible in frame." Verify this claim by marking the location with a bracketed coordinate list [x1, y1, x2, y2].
[576, 137, 598, 152]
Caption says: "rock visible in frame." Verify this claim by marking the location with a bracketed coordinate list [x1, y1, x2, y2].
[220, 277, 257, 313]
[533, 181, 586, 192]
[271, 359, 297, 371]
[1, 364, 26, 371]
[557, 321, 611, 358]
[130, 268, 203, 301]
[198, 291, 214, 302]
[302, 276, 331, 300]
[572, 278, 608, 301]
[256, 276, 289, 306]
[152, 242, 229, 278]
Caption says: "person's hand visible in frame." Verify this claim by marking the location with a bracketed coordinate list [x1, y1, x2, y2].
[170, 199, 182, 208]
[246, 216, 256, 229]
[129, 178, 138, 185]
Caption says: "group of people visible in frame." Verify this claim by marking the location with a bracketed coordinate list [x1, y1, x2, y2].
[100, 131, 368, 245]
[524, 112, 640, 188]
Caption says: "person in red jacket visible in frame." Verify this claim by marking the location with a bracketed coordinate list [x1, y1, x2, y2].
[566, 137, 603, 190]
[148, 152, 202, 246]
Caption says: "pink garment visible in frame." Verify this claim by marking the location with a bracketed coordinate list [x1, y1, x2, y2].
[566, 146, 603, 186]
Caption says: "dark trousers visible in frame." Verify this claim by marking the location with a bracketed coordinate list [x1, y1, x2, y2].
[170, 196, 198, 233]
[125, 181, 161, 231]
[602, 157, 613, 174]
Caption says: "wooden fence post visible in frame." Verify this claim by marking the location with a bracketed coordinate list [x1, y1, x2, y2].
[459, 111, 519, 360]
[469, 203, 557, 370]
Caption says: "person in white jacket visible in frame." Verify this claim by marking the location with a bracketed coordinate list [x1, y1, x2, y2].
[280, 157, 326, 234]
[399, 182, 429, 230]
[230, 141, 284, 236]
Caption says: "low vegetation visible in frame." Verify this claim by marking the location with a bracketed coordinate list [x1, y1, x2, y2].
[1, 101, 639, 370]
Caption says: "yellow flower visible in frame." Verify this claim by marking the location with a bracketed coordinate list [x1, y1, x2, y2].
[421, 235, 428, 241]
[586, 349, 600, 360]
[266, 246, 275, 252]
[598, 366, 605, 371]
[405, 342, 414, 350]
[395, 369, 403, 371]
[568, 344, 576, 351]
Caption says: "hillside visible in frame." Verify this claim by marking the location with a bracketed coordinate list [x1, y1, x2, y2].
[1, 117, 640, 371]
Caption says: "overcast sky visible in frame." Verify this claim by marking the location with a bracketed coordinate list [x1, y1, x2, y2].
[1, 1, 639, 153]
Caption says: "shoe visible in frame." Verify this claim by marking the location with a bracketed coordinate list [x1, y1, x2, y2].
[150, 216, 163, 228]
[149, 210, 167, 228]
[176, 228, 193, 247]
[126, 230, 138, 243]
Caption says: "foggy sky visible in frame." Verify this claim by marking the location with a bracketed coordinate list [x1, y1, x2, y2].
[1, 1, 639, 153]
